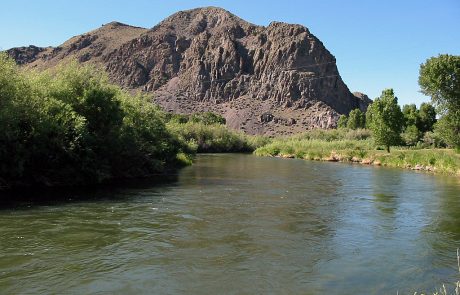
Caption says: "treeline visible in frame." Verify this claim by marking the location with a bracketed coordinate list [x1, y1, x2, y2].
[337, 54, 459, 152]
[0, 53, 193, 189]
[338, 92, 438, 151]
[254, 54, 460, 174]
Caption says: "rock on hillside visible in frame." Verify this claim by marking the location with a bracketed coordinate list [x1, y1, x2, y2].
[6, 7, 370, 136]
[7, 22, 147, 69]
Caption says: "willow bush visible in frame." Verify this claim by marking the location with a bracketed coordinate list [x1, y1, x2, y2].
[0, 54, 190, 189]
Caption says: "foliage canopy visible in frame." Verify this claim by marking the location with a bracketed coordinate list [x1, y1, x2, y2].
[366, 89, 404, 152]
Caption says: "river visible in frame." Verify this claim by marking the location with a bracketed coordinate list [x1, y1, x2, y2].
[0, 154, 459, 294]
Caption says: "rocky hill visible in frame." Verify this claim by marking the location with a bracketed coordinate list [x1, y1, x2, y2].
[6, 7, 371, 135]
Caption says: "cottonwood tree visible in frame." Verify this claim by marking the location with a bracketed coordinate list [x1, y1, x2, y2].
[419, 54, 460, 148]
[366, 89, 404, 152]
[337, 115, 348, 129]
[418, 102, 436, 133]
[347, 109, 366, 129]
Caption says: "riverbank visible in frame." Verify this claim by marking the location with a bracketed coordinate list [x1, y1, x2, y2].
[254, 138, 460, 175]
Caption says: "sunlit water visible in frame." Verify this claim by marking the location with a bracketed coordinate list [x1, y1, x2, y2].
[1, 154, 459, 294]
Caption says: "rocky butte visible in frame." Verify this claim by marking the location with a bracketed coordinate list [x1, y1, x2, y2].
[6, 7, 371, 135]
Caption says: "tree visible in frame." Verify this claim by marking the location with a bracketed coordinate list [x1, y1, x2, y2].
[347, 109, 366, 129]
[417, 102, 437, 133]
[419, 54, 460, 148]
[401, 125, 421, 146]
[402, 104, 419, 128]
[337, 115, 348, 128]
[434, 115, 460, 148]
[366, 89, 404, 152]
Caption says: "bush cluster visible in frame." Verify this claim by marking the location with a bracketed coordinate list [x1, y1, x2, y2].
[0, 54, 190, 189]
[166, 120, 269, 153]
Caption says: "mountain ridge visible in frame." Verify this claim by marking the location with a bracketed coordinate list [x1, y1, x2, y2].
[6, 6, 371, 135]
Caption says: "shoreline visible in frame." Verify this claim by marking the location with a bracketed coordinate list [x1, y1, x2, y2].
[256, 149, 460, 176]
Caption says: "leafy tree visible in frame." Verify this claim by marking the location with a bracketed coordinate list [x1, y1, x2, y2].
[401, 125, 421, 146]
[419, 54, 460, 148]
[434, 115, 460, 149]
[401, 103, 436, 141]
[422, 130, 446, 148]
[417, 102, 436, 133]
[366, 89, 404, 152]
[402, 104, 419, 128]
[346, 109, 366, 129]
[337, 115, 348, 128]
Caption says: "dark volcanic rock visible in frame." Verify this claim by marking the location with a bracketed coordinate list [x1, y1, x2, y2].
[6, 45, 45, 65]
[6, 7, 371, 135]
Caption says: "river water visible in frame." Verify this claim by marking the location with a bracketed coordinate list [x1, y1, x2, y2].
[0, 154, 459, 294]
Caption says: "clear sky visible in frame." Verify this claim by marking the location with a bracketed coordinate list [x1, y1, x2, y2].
[1, 0, 459, 106]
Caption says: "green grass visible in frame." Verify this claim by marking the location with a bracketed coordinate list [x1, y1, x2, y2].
[167, 121, 270, 153]
[254, 130, 460, 175]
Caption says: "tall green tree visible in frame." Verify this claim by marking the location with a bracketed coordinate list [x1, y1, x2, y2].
[347, 109, 366, 129]
[401, 125, 421, 146]
[366, 89, 404, 152]
[337, 114, 348, 129]
[417, 102, 436, 133]
[419, 54, 460, 148]
[402, 104, 419, 128]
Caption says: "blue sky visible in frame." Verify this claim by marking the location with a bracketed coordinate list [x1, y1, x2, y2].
[1, 0, 459, 106]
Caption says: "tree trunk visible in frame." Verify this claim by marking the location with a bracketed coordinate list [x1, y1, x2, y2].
[386, 145, 390, 153]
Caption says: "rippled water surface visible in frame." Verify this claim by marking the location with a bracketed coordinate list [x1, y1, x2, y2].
[1, 154, 459, 294]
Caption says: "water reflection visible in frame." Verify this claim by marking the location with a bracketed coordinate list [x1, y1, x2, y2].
[0, 154, 459, 294]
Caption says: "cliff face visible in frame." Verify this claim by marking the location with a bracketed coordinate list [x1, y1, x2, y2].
[6, 7, 370, 136]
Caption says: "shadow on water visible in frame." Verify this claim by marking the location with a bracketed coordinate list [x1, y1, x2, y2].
[1, 154, 460, 294]
[0, 173, 180, 209]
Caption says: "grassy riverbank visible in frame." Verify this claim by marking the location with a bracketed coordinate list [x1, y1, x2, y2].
[254, 130, 460, 175]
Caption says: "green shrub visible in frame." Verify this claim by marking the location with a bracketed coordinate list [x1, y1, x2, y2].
[0, 55, 190, 189]
[422, 131, 446, 148]
[402, 125, 422, 146]
[347, 109, 366, 129]
[190, 112, 226, 125]
[166, 121, 268, 153]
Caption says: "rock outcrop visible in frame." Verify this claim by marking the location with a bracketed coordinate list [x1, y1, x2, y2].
[6, 7, 370, 135]
[6, 45, 46, 65]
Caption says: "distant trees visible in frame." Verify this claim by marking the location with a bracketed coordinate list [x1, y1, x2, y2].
[338, 88, 438, 149]
[419, 54, 460, 149]
[366, 89, 404, 152]
[400, 102, 436, 146]
[337, 115, 348, 128]
[347, 109, 366, 129]
[418, 102, 437, 133]
[337, 109, 365, 130]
